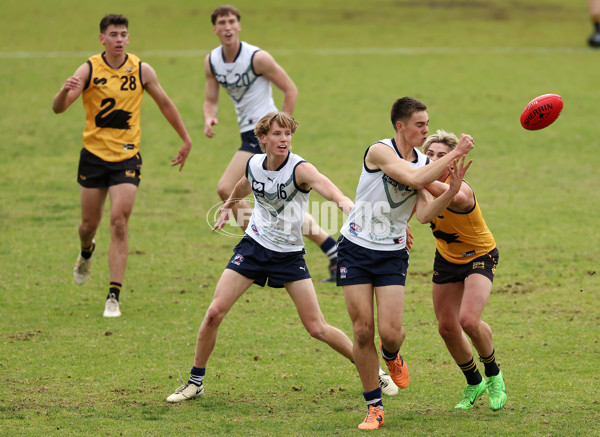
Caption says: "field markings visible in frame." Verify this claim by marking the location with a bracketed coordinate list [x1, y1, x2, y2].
[0, 47, 593, 59]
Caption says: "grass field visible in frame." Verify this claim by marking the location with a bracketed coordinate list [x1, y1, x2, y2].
[1, 0, 599, 435]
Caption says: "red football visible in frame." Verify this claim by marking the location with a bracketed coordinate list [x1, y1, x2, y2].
[520, 94, 563, 130]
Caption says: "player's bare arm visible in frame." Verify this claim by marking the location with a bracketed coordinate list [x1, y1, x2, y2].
[294, 162, 354, 216]
[252, 50, 298, 115]
[141, 62, 192, 171]
[213, 176, 252, 230]
[367, 137, 473, 190]
[52, 62, 90, 113]
[415, 157, 472, 224]
[203, 54, 220, 138]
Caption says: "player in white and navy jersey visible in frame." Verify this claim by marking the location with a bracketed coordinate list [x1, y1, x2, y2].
[166, 112, 359, 405]
[339, 97, 475, 430]
[202, 5, 339, 281]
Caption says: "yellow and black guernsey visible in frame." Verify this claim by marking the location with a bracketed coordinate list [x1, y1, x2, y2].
[81, 53, 144, 162]
[430, 179, 496, 264]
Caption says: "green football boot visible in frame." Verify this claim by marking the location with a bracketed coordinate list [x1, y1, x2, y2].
[454, 379, 488, 410]
[487, 370, 507, 411]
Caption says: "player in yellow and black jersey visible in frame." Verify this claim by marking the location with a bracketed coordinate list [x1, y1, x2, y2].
[52, 14, 192, 318]
[414, 129, 507, 412]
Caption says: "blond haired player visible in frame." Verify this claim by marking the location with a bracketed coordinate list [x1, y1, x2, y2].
[416, 129, 507, 411]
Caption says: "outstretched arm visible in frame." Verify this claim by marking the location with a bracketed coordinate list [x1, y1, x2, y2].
[368, 134, 474, 190]
[415, 157, 472, 224]
[294, 162, 354, 216]
[213, 176, 253, 230]
[142, 62, 192, 171]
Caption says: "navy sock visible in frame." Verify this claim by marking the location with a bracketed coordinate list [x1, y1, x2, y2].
[381, 345, 398, 362]
[363, 387, 383, 408]
[189, 366, 205, 386]
[320, 237, 337, 260]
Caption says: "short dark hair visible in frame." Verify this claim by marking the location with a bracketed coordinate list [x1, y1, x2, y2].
[100, 14, 129, 34]
[211, 5, 241, 25]
[390, 97, 427, 129]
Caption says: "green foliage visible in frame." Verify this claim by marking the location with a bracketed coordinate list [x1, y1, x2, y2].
[1, 0, 599, 435]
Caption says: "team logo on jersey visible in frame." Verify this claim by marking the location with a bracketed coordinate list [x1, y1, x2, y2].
[231, 254, 244, 266]
[252, 180, 265, 197]
[95, 98, 132, 129]
[348, 223, 362, 236]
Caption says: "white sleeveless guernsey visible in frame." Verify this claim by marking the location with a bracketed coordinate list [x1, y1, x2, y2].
[209, 41, 277, 133]
[245, 152, 310, 252]
[340, 139, 429, 251]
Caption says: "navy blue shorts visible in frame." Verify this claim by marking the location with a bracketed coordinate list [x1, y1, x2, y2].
[239, 130, 262, 153]
[226, 236, 311, 288]
[336, 236, 410, 287]
[432, 248, 499, 284]
[77, 148, 142, 188]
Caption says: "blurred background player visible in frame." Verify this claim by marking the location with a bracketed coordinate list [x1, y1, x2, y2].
[589, 0, 600, 46]
[203, 5, 338, 281]
[417, 130, 507, 411]
[338, 98, 474, 429]
[52, 14, 192, 317]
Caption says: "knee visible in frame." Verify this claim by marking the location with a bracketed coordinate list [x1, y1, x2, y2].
[110, 215, 129, 239]
[459, 315, 480, 336]
[204, 303, 227, 328]
[352, 322, 375, 348]
[305, 323, 328, 342]
[79, 220, 98, 236]
[438, 322, 462, 341]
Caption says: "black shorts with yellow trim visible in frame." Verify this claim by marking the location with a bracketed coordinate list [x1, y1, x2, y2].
[432, 247, 499, 284]
[77, 148, 142, 188]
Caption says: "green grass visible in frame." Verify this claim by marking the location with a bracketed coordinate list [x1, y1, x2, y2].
[1, 0, 599, 435]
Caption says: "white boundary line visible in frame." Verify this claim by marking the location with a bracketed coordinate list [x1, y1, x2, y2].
[0, 47, 593, 59]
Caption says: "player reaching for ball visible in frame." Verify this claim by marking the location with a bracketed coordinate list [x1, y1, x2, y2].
[416, 129, 507, 412]
[52, 14, 192, 318]
[166, 112, 394, 406]
[337, 97, 474, 430]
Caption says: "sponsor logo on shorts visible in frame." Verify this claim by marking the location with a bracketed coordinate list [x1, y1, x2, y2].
[231, 253, 244, 266]
[340, 266, 348, 278]
[79, 174, 87, 181]
[125, 170, 136, 178]
[472, 261, 485, 270]
[348, 223, 362, 236]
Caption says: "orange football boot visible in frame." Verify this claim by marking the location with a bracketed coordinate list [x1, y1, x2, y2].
[358, 405, 384, 430]
[382, 348, 409, 389]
